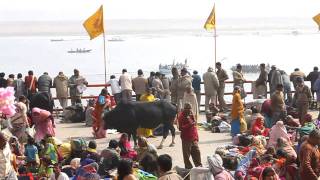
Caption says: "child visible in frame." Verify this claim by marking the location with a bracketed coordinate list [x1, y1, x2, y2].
[24, 136, 39, 173]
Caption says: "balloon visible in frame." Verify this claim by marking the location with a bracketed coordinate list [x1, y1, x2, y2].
[0, 87, 16, 117]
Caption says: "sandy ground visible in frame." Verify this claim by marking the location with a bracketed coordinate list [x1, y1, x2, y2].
[55, 115, 232, 168]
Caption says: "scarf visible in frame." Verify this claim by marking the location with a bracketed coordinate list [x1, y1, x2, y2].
[208, 154, 224, 175]
[268, 121, 290, 148]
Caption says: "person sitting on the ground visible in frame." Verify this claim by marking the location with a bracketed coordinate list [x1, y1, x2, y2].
[208, 154, 234, 180]
[139, 153, 158, 177]
[136, 136, 158, 162]
[299, 113, 316, 138]
[117, 159, 137, 180]
[61, 158, 80, 178]
[99, 139, 120, 178]
[157, 154, 183, 180]
[80, 140, 100, 163]
[49, 163, 69, 180]
[251, 116, 270, 136]
[267, 121, 291, 148]
[276, 137, 297, 160]
[24, 136, 39, 173]
[279, 154, 298, 180]
[251, 136, 266, 156]
[260, 167, 280, 180]
[118, 133, 137, 160]
[18, 166, 34, 180]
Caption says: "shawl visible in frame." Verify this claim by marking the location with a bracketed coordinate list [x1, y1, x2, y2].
[182, 92, 199, 121]
[267, 121, 290, 148]
[208, 154, 224, 175]
[31, 108, 51, 124]
[231, 91, 244, 120]
[276, 137, 297, 159]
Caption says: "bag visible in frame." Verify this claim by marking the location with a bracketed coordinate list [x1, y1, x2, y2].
[70, 138, 87, 152]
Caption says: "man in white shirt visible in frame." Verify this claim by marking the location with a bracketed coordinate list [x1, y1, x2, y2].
[107, 75, 122, 104]
[119, 69, 133, 103]
[50, 163, 69, 180]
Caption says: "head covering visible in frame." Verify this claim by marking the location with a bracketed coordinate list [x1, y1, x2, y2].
[208, 154, 224, 175]
[70, 158, 81, 169]
[31, 108, 51, 124]
[276, 137, 297, 159]
[267, 121, 290, 148]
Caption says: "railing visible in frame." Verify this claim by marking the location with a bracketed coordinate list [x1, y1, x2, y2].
[50, 80, 299, 113]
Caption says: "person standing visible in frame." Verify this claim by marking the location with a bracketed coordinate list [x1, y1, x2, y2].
[178, 103, 202, 169]
[270, 67, 283, 95]
[138, 88, 156, 138]
[53, 72, 68, 109]
[152, 72, 164, 99]
[271, 84, 286, 126]
[280, 70, 292, 104]
[231, 86, 245, 137]
[290, 68, 306, 90]
[107, 75, 122, 104]
[38, 72, 52, 95]
[216, 62, 229, 111]
[170, 67, 179, 105]
[268, 65, 276, 96]
[192, 70, 201, 109]
[68, 69, 88, 105]
[147, 71, 155, 88]
[119, 69, 133, 103]
[25, 70, 38, 100]
[255, 63, 268, 99]
[232, 64, 246, 99]
[203, 67, 219, 111]
[177, 68, 192, 111]
[132, 69, 147, 101]
[0, 72, 7, 88]
[306, 66, 319, 99]
[7, 74, 15, 87]
[299, 129, 320, 180]
[314, 74, 320, 116]
[13, 73, 26, 100]
[161, 74, 171, 102]
[293, 77, 312, 124]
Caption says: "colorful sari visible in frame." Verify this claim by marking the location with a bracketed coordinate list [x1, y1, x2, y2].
[119, 134, 137, 160]
[251, 116, 270, 136]
[92, 95, 111, 139]
[137, 94, 155, 137]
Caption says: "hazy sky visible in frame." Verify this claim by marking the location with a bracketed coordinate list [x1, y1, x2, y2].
[1, 0, 320, 21]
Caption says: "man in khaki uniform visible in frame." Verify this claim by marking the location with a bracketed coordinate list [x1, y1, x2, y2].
[216, 62, 229, 111]
[132, 69, 147, 101]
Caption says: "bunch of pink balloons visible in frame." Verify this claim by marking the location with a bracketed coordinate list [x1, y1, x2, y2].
[0, 87, 16, 117]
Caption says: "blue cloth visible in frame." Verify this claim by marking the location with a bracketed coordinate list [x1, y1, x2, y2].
[192, 74, 201, 91]
[231, 119, 240, 137]
[236, 150, 256, 176]
[98, 95, 106, 105]
[264, 115, 272, 128]
[24, 144, 38, 162]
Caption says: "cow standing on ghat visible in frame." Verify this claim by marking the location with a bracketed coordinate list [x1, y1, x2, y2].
[103, 100, 177, 148]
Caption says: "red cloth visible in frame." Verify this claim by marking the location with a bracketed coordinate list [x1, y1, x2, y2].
[261, 99, 272, 117]
[24, 75, 37, 93]
[178, 111, 198, 142]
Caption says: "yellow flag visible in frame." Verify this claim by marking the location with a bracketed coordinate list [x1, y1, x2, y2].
[313, 13, 320, 29]
[204, 5, 215, 30]
[83, 6, 104, 40]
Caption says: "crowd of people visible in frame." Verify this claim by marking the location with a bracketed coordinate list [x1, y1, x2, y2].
[1, 63, 320, 179]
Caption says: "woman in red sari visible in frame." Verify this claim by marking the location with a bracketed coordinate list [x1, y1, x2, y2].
[251, 116, 270, 136]
[92, 88, 113, 139]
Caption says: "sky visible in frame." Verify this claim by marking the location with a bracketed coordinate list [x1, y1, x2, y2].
[1, 0, 320, 21]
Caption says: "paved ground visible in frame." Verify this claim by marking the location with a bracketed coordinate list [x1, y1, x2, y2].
[55, 115, 232, 168]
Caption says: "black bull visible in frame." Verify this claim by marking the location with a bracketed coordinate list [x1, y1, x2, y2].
[103, 100, 176, 147]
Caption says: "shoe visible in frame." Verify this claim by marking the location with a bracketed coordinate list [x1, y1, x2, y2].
[169, 143, 175, 147]
[157, 145, 163, 149]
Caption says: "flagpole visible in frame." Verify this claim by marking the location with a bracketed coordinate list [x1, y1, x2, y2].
[214, 4, 217, 72]
[103, 32, 107, 85]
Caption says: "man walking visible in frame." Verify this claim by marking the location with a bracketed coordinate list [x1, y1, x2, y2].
[203, 67, 219, 111]
[178, 103, 202, 169]
[216, 62, 229, 111]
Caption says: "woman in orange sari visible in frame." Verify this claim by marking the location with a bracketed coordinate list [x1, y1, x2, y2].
[92, 88, 112, 139]
[231, 86, 246, 137]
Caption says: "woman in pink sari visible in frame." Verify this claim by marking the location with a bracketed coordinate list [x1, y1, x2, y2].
[31, 108, 55, 142]
[267, 121, 291, 148]
[118, 133, 137, 160]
